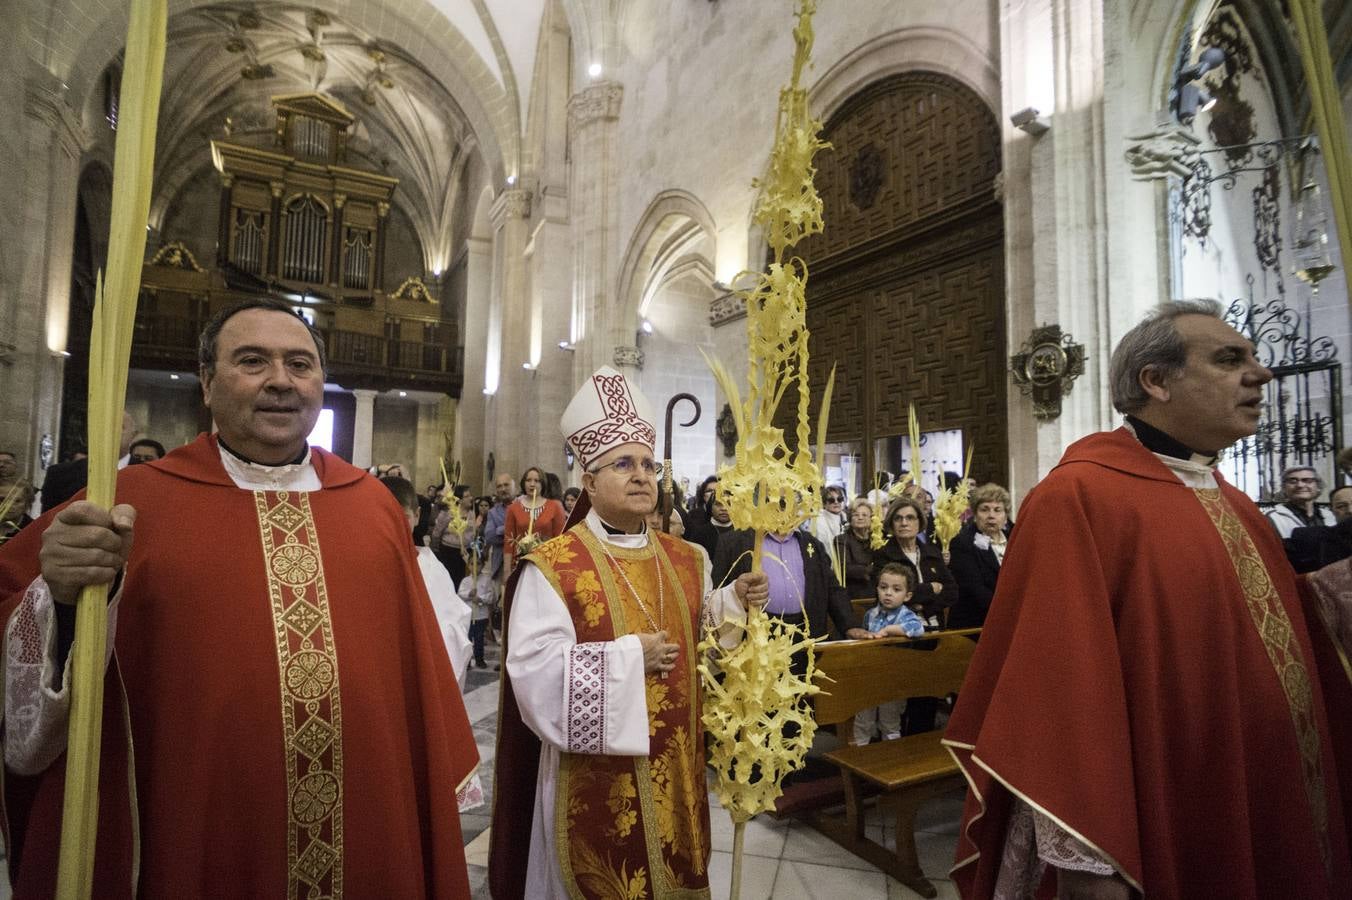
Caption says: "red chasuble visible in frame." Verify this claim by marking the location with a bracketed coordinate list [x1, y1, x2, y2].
[945, 428, 1352, 899]
[490, 523, 711, 900]
[0, 435, 478, 899]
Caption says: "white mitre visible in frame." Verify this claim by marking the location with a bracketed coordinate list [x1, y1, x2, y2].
[561, 366, 657, 469]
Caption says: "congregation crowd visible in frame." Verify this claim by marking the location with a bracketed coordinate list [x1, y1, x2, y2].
[0, 296, 1350, 899]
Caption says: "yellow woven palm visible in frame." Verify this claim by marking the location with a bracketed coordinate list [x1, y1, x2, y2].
[699, 4, 835, 896]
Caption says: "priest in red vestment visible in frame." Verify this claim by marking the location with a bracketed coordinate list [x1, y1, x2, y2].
[946, 300, 1352, 899]
[0, 299, 478, 898]
[489, 366, 767, 899]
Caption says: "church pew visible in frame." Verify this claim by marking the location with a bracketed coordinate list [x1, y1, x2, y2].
[804, 628, 980, 898]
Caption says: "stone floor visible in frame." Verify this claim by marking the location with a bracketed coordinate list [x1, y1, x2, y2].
[0, 633, 962, 899]
[459, 636, 964, 899]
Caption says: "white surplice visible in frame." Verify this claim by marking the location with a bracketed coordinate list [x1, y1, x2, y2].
[415, 545, 473, 686]
[506, 509, 745, 899]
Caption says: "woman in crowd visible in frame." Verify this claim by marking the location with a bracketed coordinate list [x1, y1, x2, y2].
[946, 482, 1012, 629]
[431, 485, 478, 586]
[543, 471, 564, 502]
[870, 496, 957, 629]
[805, 484, 847, 572]
[835, 498, 876, 602]
[871, 495, 959, 733]
[504, 465, 566, 572]
[685, 475, 720, 532]
[562, 486, 581, 517]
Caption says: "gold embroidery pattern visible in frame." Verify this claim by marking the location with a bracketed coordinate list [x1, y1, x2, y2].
[1195, 489, 1330, 876]
[255, 490, 345, 900]
[651, 726, 708, 877]
[532, 535, 580, 568]
[544, 529, 712, 899]
[606, 773, 639, 839]
[575, 569, 606, 628]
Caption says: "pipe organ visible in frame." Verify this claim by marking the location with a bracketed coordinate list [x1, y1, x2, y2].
[211, 93, 397, 297]
[129, 91, 459, 398]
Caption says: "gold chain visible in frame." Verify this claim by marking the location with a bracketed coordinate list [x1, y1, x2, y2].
[598, 536, 665, 633]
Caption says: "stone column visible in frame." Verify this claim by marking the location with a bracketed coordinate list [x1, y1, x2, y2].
[1, 75, 87, 478]
[1001, 0, 1114, 499]
[566, 82, 623, 379]
[456, 235, 493, 487]
[414, 395, 449, 492]
[525, 187, 574, 472]
[488, 188, 531, 481]
[352, 388, 377, 469]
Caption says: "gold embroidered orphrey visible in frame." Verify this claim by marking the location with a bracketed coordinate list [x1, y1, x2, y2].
[255, 490, 346, 900]
[1195, 488, 1331, 880]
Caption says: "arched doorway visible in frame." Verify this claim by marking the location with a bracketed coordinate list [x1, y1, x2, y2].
[799, 72, 1007, 494]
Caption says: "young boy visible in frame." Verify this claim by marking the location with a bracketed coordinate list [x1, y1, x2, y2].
[852, 562, 925, 746]
[459, 539, 496, 670]
[382, 476, 473, 686]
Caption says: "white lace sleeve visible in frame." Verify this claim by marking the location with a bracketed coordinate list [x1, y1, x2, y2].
[991, 800, 1118, 899]
[1032, 806, 1117, 875]
[4, 577, 121, 776]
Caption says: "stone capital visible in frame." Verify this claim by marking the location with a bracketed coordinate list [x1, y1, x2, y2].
[333, 193, 347, 210]
[709, 291, 748, 326]
[271, 181, 286, 198]
[490, 188, 532, 225]
[1124, 127, 1200, 181]
[568, 82, 623, 133]
[612, 344, 644, 370]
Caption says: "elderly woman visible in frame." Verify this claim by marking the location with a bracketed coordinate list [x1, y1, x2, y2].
[870, 496, 958, 628]
[946, 482, 1012, 629]
[834, 498, 876, 601]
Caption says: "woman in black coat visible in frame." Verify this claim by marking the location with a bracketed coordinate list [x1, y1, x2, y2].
[947, 482, 1012, 629]
[870, 496, 958, 628]
[835, 497, 878, 602]
[869, 495, 959, 734]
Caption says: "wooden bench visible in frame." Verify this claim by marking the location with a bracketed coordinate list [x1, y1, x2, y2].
[805, 629, 980, 898]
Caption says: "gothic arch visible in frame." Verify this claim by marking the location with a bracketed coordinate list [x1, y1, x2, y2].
[809, 26, 1000, 126]
[615, 189, 717, 343]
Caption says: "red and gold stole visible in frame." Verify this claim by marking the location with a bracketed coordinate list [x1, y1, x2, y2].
[529, 525, 712, 900]
[254, 490, 345, 900]
[1196, 488, 1331, 879]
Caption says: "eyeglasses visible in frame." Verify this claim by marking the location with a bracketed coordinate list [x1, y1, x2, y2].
[893, 514, 920, 523]
[1284, 476, 1318, 485]
[589, 456, 664, 478]
[825, 495, 844, 503]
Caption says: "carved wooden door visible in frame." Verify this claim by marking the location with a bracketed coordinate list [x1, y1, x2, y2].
[798, 72, 1007, 488]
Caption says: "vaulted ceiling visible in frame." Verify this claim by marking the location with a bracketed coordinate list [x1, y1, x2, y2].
[139, 4, 480, 270]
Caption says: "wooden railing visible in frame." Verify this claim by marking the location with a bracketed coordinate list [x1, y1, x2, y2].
[127, 307, 462, 393]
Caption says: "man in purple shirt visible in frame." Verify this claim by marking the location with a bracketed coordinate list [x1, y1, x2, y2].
[713, 527, 863, 655]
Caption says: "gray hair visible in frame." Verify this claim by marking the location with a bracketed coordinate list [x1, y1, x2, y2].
[1280, 465, 1322, 490]
[198, 298, 328, 376]
[1109, 299, 1225, 414]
